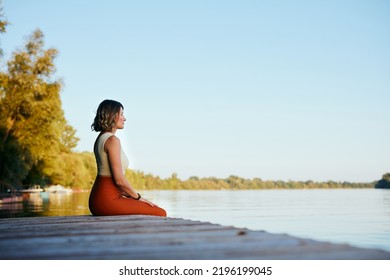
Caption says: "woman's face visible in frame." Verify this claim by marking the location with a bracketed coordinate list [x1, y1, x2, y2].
[115, 107, 126, 130]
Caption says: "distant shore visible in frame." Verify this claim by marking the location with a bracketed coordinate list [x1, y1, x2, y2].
[124, 171, 377, 190]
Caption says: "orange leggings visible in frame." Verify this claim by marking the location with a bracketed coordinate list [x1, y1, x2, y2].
[89, 176, 167, 217]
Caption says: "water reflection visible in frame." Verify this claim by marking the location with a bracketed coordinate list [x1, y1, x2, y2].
[25, 193, 44, 212]
[0, 191, 91, 218]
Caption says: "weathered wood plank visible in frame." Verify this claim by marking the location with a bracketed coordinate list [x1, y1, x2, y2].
[0, 218, 225, 238]
[0, 215, 389, 260]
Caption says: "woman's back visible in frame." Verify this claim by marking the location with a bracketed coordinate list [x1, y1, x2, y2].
[94, 132, 129, 176]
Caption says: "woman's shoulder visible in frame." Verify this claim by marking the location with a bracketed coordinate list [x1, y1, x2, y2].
[104, 133, 121, 151]
[105, 133, 120, 143]
[96, 132, 119, 150]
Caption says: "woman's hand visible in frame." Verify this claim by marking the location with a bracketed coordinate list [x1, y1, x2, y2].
[122, 192, 158, 207]
[140, 197, 158, 207]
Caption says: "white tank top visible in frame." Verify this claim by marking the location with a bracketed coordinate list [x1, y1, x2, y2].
[94, 132, 129, 176]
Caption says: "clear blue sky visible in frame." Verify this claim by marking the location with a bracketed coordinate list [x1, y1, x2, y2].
[2, 0, 389, 182]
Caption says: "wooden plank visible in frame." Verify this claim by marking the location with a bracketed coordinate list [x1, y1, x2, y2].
[0, 215, 389, 260]
[0, 218, 223, 238]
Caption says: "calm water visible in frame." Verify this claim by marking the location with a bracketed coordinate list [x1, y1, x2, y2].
[1, 189, 389, 252]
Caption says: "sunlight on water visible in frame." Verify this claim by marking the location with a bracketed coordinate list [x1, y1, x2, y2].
[145, 189, 390, 252]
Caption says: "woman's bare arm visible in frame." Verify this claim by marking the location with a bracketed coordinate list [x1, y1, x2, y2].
[105, 135, 157, 206]
[105, 135, 138, 197]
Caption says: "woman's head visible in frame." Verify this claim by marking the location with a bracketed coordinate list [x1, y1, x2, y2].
[91, 99, 124, 132]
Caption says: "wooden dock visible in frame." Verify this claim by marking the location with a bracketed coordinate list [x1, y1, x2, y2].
[0, 215, 389, 260]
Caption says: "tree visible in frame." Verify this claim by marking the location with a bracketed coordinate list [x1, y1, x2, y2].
[0, 2, 8, 54]
[375, 173, 390, 189]
[0, 29, 78, 185]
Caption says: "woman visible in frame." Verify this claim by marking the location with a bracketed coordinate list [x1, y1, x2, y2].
[89, 99, 167, 217]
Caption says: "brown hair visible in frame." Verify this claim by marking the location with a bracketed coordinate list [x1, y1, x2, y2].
[91, 99, 124, 132]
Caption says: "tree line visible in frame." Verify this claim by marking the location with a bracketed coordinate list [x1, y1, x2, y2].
[125, 170, 376, 190]
[0, 6, 386, 191]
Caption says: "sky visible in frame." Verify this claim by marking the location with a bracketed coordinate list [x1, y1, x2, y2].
[1, 0, 389, 182]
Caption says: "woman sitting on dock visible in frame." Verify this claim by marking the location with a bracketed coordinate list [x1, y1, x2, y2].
[89, 99, 167, 217]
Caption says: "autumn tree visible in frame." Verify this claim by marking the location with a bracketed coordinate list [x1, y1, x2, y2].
[0, 29, 78, 186]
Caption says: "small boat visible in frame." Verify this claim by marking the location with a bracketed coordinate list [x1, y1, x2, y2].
[19, 185, 44, 193]
[44, 184, 73, 194]
[0, 181, 24, 204]
[0, 196, 24, 204]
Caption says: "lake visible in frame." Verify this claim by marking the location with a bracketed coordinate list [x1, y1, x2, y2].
[1, 188, 389, 252]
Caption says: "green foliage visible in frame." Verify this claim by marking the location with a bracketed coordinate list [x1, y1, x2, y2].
[382, 173, 390, 181]
[37, 152, 96, 190]
[1, 30, 62, 162]
[0, 131, 31, 185]
[0, 12, 6, 34]
[120, 166, 374, 190]
[375, 173, 390, 189]
[0, 11, 79, 186]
